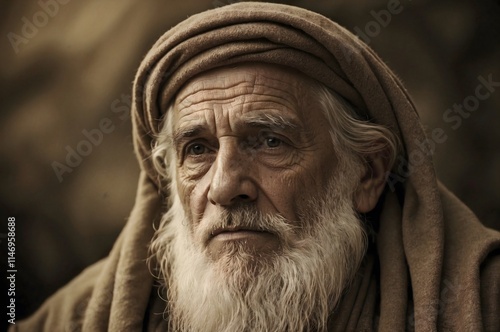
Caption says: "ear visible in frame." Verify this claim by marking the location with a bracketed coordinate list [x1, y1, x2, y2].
[355, 152, 390, 213]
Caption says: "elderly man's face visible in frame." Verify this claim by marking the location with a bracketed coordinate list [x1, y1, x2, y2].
[172, 63, 338, 260]
[159, 63, 371, 331]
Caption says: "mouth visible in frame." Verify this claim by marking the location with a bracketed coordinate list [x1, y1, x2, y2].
[206, 226, 280, 257]
[211, 228, 272, 242]
[210, 226, 268, 238]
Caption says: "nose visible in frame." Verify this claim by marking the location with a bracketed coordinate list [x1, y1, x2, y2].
[207, 142, 258, 206]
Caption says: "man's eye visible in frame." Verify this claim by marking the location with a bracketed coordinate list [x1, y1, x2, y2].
[265, 137, 282, 148]
[187, 143, 207, 155]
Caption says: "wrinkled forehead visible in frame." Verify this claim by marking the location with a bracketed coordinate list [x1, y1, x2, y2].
[173, 63, 316, 111]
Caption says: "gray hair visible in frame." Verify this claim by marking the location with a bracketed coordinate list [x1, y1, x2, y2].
[313, 83, 401, 171]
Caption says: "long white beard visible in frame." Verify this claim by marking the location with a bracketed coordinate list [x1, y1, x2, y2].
[150, 165, 368, 332]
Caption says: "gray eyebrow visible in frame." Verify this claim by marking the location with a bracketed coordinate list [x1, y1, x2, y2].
[172, 124, 206, 147]
[241, 113, 299, 131]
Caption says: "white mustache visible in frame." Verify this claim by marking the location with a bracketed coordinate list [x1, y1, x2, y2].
[199, 206, 298, 246]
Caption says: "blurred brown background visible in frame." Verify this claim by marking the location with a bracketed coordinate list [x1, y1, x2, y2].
[1, 0, 499, 324]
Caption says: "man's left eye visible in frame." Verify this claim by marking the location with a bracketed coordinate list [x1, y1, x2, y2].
[265, 137, 282, 148]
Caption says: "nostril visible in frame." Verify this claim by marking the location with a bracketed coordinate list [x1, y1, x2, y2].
[238, 194, 250, 200]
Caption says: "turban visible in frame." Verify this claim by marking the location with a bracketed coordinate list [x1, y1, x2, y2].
[14, 2, 500, 331]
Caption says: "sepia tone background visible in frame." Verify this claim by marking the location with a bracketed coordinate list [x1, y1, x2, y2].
[1, 0, 499, 325]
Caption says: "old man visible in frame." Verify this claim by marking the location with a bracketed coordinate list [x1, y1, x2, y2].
[14, 2, 500, 331]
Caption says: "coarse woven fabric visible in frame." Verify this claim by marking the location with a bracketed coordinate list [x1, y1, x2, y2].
[13, 2, 500, 331]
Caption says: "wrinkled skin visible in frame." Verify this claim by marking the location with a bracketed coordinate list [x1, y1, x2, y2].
[171, 63, 386, 260]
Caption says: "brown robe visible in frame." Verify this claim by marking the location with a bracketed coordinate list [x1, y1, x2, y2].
[13, 2, 500, 331]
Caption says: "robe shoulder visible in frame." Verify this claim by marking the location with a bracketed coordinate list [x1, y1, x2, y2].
[481, 251, 500, 331]
[10, 259, 106, 332]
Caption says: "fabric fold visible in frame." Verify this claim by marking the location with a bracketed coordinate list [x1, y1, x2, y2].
[377, 191, 408, 330]
[83, 172, 161, 331]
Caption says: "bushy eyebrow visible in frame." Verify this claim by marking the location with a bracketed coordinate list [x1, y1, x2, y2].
[172, 124, 207, 152]
[241, 113, 299, 132]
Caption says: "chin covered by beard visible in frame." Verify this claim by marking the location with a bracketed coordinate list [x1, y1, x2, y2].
[149, 165, 368, 332]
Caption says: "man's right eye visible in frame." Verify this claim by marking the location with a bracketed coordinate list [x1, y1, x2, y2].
[186, 143, 207, 155]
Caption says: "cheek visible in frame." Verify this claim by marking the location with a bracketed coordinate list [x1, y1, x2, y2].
[268, 155, 336, 220]
[255, 171, 306, 222]
[177, 168, 212, 222]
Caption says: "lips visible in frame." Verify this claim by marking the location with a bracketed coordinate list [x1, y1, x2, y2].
[206, 226, 279, 257]
[210, 226, 266, 238]
[208, 225, 279, 244]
